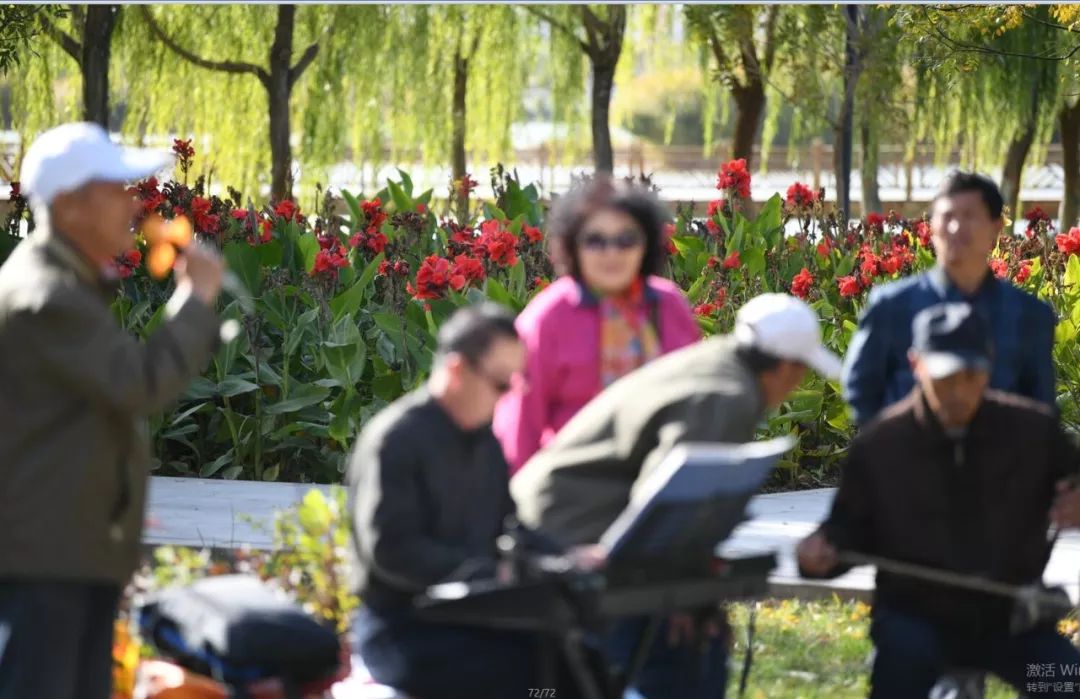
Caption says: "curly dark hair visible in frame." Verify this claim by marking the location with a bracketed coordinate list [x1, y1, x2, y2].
[545, 175, 670, 279]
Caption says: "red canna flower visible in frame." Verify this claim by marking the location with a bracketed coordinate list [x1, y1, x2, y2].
[533, 276, 550, 292]
[123, 249, 142, 267]
[664, 223, 677, 254]
[837, 275, 861, 298]
[694, 302, 717, 317]
[361, 199, 387, 231]
[406, 255, 466, 299]
[706, 199, 728, 217]
[880, 254, 902, 276]
[716, 159, 751, 199]
[816, 239, 832, 258]
[714, 287, 728, 309]
[722, 250, 741, 270]
[859, 245, 880, 278]
[378, 259, 390, 276]
[707, 256, 719, 269]
[454, 174, 479, 200]
[452, 254, 486, 285]
[172, 139, 195, 173]
[785, 182, 816, 209]
[1014, 260, 1033, 284]
[312, 248, 349, 276]
[989, 258, 1008, 279]
[349, 229, 388, 255]
[416, 202, 427, 214]
[478, 219, 518, 267]
[791, 268, 814, 299]
[865, 213, 885, 233]
[522, 224, 543, 244]
[189, 197, 220, 236]
[1025, 206, 1054, 239]
[1055, 227, 1080, 256]
[705, 219, 721, 237]
[274, 199, 302, 224]
[914, 220, 932, 247]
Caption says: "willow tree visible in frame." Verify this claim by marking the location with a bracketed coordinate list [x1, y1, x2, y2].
[6, 5, 122, 128]
[526, 5, 627, 173]
[367, 7, 529, 182]
[137, 5, 334, 200]
[898, 5, 1074, 222]
[684, 5, 782, 171]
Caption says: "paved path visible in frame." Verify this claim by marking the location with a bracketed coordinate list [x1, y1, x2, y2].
[145, 477, 1080, 602]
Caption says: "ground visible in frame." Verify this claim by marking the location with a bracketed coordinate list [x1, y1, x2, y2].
[727, 597, 1069, 698]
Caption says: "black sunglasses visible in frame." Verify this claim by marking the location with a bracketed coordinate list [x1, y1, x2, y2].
[580, 229, 644, 251]
[467, 360, 514, 395]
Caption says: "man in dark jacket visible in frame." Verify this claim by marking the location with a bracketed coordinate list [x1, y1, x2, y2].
[0, 123, 223, 699]
[348, 302, 599, 699]
[841, 172, 1056, 426]
[799, 302, 1080, 698]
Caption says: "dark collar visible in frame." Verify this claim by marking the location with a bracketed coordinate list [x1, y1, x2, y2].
[909, 385, 987, 443]
[927, 264, 997, 300]
[571, 277, 659, 308]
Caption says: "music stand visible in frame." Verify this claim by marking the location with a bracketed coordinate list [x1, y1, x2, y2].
[599, 435, 794, 580]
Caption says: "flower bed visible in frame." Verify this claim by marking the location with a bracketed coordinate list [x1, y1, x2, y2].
[4, 144, 1079, 486]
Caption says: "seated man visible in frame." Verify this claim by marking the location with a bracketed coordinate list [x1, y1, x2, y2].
[512, 293, 842, 698]
[346, 303, 596, 699]
[798, 302, 1080, 699]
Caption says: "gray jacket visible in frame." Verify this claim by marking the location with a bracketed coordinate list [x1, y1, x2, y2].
[0, 227, 219, 583]
[511, 335, 764, 547]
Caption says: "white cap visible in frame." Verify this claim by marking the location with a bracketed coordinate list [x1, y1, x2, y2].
[733, 293, 843, 380]
[20, 122, 173, 207]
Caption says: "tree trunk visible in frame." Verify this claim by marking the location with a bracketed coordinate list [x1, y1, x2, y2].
[731, 78, 765, 171]
[81, 6, 119, 127]
[1060, 100, 1080, 230]
[267, 5, 295, 201]
[1000, 85, 1040, 223]
[834, 5, 861, 220]
[590, 59, 616, 174]
[451, 48, 469, 222]
[860, 119, 882, 215]
[1000, 124, 1036, 224]
[451, 50, 468, 183]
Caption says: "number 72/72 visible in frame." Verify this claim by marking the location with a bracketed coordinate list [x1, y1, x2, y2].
[528, 690, 556, 698]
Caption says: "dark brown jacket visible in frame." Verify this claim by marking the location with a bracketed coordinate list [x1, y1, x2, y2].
[807, 388, 1079, 633]
[0, 228, 219, 583]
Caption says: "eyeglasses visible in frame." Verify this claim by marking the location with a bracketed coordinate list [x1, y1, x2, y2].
[467, 360, 518, 395]
[580, 229, 645, 252]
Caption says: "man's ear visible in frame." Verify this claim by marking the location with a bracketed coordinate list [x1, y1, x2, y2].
[442, 352, 465, 387]
[907, 349, 919, 373]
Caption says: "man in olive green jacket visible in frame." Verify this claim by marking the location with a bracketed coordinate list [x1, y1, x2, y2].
[0, 123, 224, 699]
[511, 293, 842, 699]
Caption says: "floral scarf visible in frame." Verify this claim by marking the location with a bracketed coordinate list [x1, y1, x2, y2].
[597, 278, 660, 387]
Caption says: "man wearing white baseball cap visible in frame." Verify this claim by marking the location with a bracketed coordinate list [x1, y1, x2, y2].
[0, 122, 224, 698]
[511, 292, 840, 699]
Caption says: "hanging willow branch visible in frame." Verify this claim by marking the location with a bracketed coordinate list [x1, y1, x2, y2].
[138, 6, 268, 82]
[37, 13, 80, 61]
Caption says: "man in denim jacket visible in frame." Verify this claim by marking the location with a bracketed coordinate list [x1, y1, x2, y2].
[842, 171, 1056, 427]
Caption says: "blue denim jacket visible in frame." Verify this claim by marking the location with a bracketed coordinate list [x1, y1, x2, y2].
[841, 265, 1057, 426]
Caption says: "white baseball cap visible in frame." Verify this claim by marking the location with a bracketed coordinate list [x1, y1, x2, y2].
[20, 122, 173, 207]
[733, 293, 843, 380]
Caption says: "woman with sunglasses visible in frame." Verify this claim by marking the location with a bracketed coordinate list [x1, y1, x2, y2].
[494, 176, 700, 475]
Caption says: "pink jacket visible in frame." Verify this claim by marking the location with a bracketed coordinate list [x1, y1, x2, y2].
[493, 275, 701, 474]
